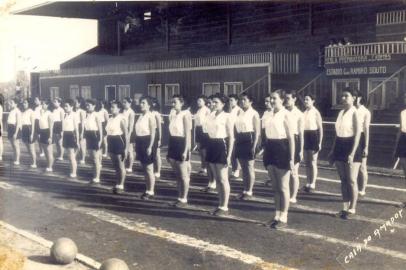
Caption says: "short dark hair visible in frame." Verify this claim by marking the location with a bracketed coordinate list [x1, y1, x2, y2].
[123, 97, 132, 104]
[85, 99, 96, 106]
[228, 94, 239, 100]
[110, 100, 122, 109]
[213, 93, 229, 105]
[271, 89, 286, 100]
[304, 93, 316, 101]
[151, 97, 161, 112]
[64, 99, 75, 107]
[240, 92, 254, 103]
[285, 90, 297, 99]
[172, 94, 185, 104]
[197, 95, 208, 105]
[53, 97, 62, 104]
[140, 96, 153, 107]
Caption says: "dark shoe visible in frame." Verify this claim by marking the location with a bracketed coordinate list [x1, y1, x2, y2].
[141, 193, 154, 200]
[172, 201, 188, 209]
[266, 219, 278, 227]
[335, 210, 347, 219]
[112, 187, 124, 194]
[240, 194, 253, 201]
[202, 187, 216, 194]
[212, 208, 229, 217]
[271, 221, 287, 229]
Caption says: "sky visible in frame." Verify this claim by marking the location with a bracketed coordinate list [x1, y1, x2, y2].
[0, 0, 98, 82]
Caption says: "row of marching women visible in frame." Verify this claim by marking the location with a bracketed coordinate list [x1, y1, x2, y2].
[4, 87, 406, 229]
[0, 96, 162, 200]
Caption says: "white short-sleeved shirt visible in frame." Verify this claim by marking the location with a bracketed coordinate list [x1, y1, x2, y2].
[169, 110, 188, 137]
[34, 106, 41, 120]
[39, 110, 52, 129]
[335, 106, 357, 138]
[194, 106, 211, 127]
[303, 107, 319, 131]
[52, 107, 64, 122]
[135, 112, 156, 136]
[106, 115, 124, 136]
[206, 111, 231, 139]
[235, 107, 259, 133]
[288, 106, 304, 135]
[401, 109, 406, 133]
[97, 108, 108, 123]
[7, 108, 21, 125]
[261, 110, 273, 129]
[21, 109, 34, 126]
[63, 113, 76, 132]
[357, 105, 370, 133]
[265, 108, 289, 139]
[83, 112, 99, 131]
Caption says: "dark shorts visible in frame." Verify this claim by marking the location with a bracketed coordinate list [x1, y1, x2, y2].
[53, 121, 62, 143]
[107, 135, 125, 155]
[195, 126, 204, 144]
[135, 135, 155, 165]
[396, 133, 406, 158]
[63, 131, 78, 149]
[263, 138, 290, 170]
[235, 132, 255, 161]
[85, 130, 101, 150]
[39, 129, 51, 145]
[206, 138, 228, 165]
[167, 136, 189, 162]
[22, 125, 35, 144]
[7, 124, 21, 140]
[294, 134, 301, 164]
[304, 130, 320, 152]
[333, 136, 363, 163]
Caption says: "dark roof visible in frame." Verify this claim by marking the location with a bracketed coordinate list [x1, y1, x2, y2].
[12, 1, 160, 19]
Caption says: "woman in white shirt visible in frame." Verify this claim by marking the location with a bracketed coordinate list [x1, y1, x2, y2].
[32, 97, 43, 157]
[194, 95, 211, 176]
[52, 98, 65, 161]
[7, 99, 22, 165]
[328, 88, 362, 219]
[97, 100, 109, 158]
[151, 98, 162, 179]
[262, 90, 295, 229]
[73, 98, 86, 164]
[38, 100, 54, 172]
[167, 94, 192, 208]
[205, 93, 235, 216]
[82, 99, 103, 185]
[63, 99, 80, 178]
[202, 95, 217, 193]
[355, 92, 371, 196]
[228, 94, 242, 179]
[106, 101, 129, 194]
[284, 91, 304, 204]
[261, 95, 273, 187]
[303, 94, 323, 192]
[122, 97, 136, 173]
[21, 99, 37, 168]
[0, 95, 3, 161]
[234, 93, 260, 200]
[134, 96, 157, 200]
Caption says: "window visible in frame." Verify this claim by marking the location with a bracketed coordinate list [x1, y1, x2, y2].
[165, 84, 180, 105]
[332, 79, 360, 107]
[368, 78, 399, 110]
[105, 85, 116, 102]
[81, 86, 92, 99]
[202, 83, 220, 96]
[69, 85, 80, 99]
[224, 82, 243, 96]
[148, 84, 162, 106]
[50, 87, 59, 100]
[118, 85, 131, 101]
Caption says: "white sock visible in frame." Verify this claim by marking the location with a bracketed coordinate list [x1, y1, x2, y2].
[218, 206, 228, 211]
[246, 191, 253, 196]
[115, 184, 124, 189]
[274, 210, 281, 221]
[343, 202, 350, 211]
[178, 198, 187, 204]
[279, 212, 288, 223]
[146, 191, 154, 196]
[347, 208, 356, 214]
[309, 183, 315, 189]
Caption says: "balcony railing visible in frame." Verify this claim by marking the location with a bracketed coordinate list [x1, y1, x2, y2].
[325, 41, 406, 58]
[377, 10, 406, 25]
[40, 52, 299, 78]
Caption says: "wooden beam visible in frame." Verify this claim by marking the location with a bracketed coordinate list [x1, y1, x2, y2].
[116, 21, 121, 56]
[308, 3, 313, 36]
[227, 4, 232, 45]
[166, 9, 170, 51]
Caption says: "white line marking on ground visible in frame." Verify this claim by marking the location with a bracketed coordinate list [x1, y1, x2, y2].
[188, 159, 406, 193]
[0, 220, 101, 269]
[1, 180, 406, 264]
[0, 182, 293, 270]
